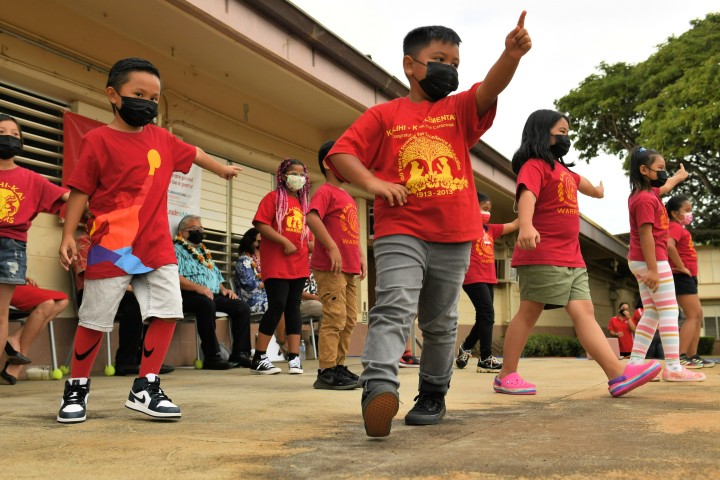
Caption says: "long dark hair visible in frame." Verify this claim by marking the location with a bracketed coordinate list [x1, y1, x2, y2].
[238, 227, 260, 256]
[511, 109, 569, 174]
[628, 146, 662, 194]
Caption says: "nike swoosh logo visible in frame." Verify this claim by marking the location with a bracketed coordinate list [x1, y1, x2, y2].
[74, 338, 101, 361]
[143, 345, 155, 358]
[131, 390, 151, 405]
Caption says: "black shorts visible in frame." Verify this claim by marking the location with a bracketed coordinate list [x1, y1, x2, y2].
[673, 273, 698, 296]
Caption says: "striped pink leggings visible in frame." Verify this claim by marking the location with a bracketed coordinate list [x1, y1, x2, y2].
[628, 260, 680, 367]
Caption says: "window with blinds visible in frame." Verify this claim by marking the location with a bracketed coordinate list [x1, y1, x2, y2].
[0, 83, 67, 184]
[199, 156, 273, 281]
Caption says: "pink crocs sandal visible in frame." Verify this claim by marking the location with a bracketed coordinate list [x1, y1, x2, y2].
[608, 361, 661, 397]
[662, 367, 706, 382]
[493, 372, 536, 395]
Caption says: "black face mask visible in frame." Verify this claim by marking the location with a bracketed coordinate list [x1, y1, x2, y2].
[550, 135, 571, 159]
[187, 230, 204, 244]
[414, 60, 459, 101]
[650, 170, 669, 188]
[117, 96, 158, 127]
[0, 135, 23, 160]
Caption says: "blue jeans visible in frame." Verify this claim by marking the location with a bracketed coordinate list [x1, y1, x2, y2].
[360, 235, 471, 394]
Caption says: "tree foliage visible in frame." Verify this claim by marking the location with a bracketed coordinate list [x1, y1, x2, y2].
[556, 13, 720, 239]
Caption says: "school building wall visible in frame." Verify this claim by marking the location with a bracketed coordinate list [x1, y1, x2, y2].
[3, 0, 661, 369]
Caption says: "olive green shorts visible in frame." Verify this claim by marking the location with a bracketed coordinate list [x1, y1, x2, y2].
[516, 265, 591, 309]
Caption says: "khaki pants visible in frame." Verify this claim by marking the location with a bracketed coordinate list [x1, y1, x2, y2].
[312, 269, 358, 370]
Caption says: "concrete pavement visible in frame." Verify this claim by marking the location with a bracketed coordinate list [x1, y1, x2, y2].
[2, 357, 719, 479]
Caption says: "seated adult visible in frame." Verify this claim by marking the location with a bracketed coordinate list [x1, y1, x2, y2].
[2, 278, 68, 385]
[234, 227, 268, 314]
[74, 229, 174, 376]
[175, 215, 252, 369]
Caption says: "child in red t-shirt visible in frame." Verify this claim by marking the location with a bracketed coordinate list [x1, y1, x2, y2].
[455, 192, 517, 373]
[307, 140, 367, 390]
[607, 302, 634, 357]
[665, 195, 714, 368]
[495, 110, 661, 398]
[327, 14, 532, 437]
[251, 159, 310, 375]
[0, 113, 68, 375]
[626, 147, 704, 382]
[56, 58, 240, 424]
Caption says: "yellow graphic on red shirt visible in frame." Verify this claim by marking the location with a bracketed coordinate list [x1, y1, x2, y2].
[397, 133, 468, 197]
[286, 206, 304, 234]
[0, 184, 24, 224]
[687, 237, 697, 258]
[659, 209, 669, 231]
[340, 202, 359, 245]
[556, 171, 579, 215]
[474, 233, 494, 262]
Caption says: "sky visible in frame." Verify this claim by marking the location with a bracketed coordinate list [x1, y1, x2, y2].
[290, 1, 718, 234]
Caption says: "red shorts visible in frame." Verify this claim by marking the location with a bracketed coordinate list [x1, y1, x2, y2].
[10, 284, 68, 311]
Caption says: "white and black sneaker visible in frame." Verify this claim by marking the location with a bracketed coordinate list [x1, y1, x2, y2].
[57, 378, 90, 424]
[477, 356, 503, 373]
[251, 356, 281, 375]
[455, 346, 472, 369]
[287, 356, 303, 374]
[125, 374, 181, 419]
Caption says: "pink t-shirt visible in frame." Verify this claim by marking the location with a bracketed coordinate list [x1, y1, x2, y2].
[68, 125, 196, 278]
[464, 224, 504, 285]
[512, 160, 585, 268]
[254, 190, 309, 280]
[0, 166, 67, 242]
[327, 83, 495, 243]
[309, 183, 361, 275]
[668, 221, 697, 276]
[628, 188, 668, 262]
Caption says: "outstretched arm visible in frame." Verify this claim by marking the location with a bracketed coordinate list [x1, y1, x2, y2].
[659, 163, 687, 196]
[475, 11, 532, 117]
[328, 153, 409, 207]
[193, 147, 242, 180]
[578, 177, 604, 198]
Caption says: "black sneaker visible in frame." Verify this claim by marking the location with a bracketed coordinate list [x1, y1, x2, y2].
[477, 356, 503, 373]
[228, 352, 252, 368]
[313, 367, 357, 390]
[251, 356, 281, 375]
[336, 365, 361, 388]
[455, 346, 472, 369]
[125, 374, 181, 419]
[361, 383, 399, 437]
[203, 354, 233, 370]
[57, 378, 90, 424]
[404, 392, 446, 425]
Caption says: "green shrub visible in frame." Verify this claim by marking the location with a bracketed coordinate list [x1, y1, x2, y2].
[522, 334, 585, 357]
[697, 336, 716, 356]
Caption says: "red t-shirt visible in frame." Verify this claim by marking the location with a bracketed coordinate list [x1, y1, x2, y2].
[511, 160, 585, 268]
[608, 315, 634, 353]
[464, 224, 504, 285]
[68, 125, 196, 279]
[309, 183, 361, 274]
[0, 166, 67, 242]
[327, 83, 496, 243]
[253, 190, 309, 280]
[628, 188, 668, 262]
[668, 221, 697, 276]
